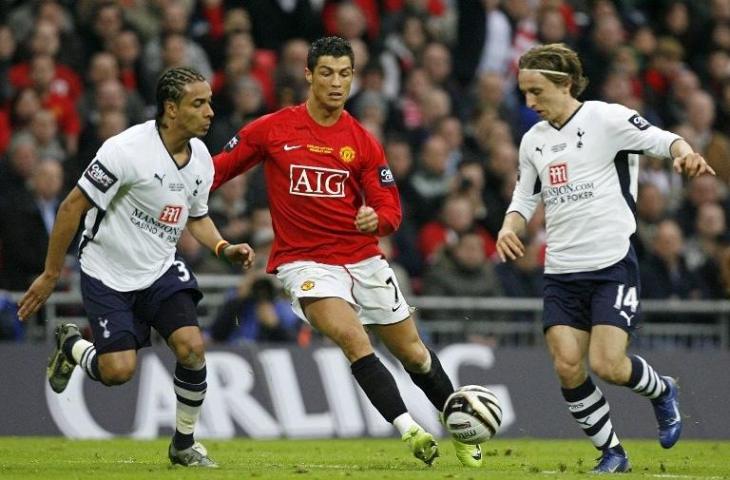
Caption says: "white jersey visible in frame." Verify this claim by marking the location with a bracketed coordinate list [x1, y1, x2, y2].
[77, 120, 213, 291]
[508, 101, 679, 274]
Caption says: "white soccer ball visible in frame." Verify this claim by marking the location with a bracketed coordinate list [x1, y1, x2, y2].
[443, 385, 503, 445]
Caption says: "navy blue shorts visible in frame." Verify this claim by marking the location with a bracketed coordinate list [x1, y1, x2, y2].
[80, 257, 203, 353]
[543, 247, 641, 333]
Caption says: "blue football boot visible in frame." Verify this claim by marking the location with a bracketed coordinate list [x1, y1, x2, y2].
[651, 376, 682, 448]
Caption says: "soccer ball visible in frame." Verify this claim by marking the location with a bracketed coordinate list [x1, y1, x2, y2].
[443, 385, 503, 445]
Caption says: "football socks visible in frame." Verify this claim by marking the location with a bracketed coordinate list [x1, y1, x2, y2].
[69, 338, 100, 382]
[173, 363, 207, 451]
[626, 355, 667, 399]
[407, 348, 454, 410]
[351, 353, 408, 423]
[562, 376, 621, 450]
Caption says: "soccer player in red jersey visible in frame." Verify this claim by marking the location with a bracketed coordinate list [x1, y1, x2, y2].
[213, 36, 482, 467]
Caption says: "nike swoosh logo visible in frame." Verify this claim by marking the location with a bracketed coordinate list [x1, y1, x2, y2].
[284, 144, 302, 151]
[391, 304, 402, 312]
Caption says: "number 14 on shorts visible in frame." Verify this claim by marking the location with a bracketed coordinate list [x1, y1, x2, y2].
[613, 284, 638, 325]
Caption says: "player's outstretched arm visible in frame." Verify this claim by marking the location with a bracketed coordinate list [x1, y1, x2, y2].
[671, 139, 716, 177]
[18, 187, 92, 320]
[186, 216, 255, 269]
[496, 211, 528, 262]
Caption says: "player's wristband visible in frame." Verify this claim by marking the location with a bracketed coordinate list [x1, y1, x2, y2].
[214, 240, 231, 258]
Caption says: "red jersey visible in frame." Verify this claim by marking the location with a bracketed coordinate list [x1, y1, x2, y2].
[213, 104, 402, 272]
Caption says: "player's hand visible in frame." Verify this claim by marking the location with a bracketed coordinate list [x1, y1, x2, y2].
[17, 271, 59, 321]
[355, 206, 378, 233]
[224, 243, 255, 269]
[673, 152, 716, 177]
[496, 228, 525, 262]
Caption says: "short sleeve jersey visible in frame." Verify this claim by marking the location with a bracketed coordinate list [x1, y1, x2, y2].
[212, 104, 401, 272]
[77, 120, 213, 291]
[508, 101, 680, 274]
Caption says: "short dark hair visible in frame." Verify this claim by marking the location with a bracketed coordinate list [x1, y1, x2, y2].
[519, 43, 589, 98]
[307, 36, 354, 71]
[155, 66, 206, 124]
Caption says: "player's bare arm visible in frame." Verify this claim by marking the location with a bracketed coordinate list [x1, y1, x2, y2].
[186, 215, 255, 269]
[496, 211, 528, 262]
[354, 205, 379, 234]
[18, 187, 92, 320]
[670, 139, 716, 177]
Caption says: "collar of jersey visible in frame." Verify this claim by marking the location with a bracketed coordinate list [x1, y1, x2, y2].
[549, 102, 585, 131]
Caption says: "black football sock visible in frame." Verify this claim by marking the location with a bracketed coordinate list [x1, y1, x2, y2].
[173, 363, 207, 450]
[407, 348, 454, 411]
[351, 353, 408, 423]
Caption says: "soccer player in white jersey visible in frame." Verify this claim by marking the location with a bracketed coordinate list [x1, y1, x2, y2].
[17, 67, 254, 468]
[496, 44, 715, 474]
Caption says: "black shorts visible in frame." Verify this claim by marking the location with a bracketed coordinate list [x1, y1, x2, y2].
[542, 246, 641, 333]
[80, 256, 203, 353]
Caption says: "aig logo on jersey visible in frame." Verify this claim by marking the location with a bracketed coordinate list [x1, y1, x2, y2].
[548, 163, 569, 186]
[84, 159, 118, 193]
[159, 205, 183, 224]
[290, 165, 349, 197]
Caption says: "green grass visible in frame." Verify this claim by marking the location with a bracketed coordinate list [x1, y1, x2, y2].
[0, 437, 728, 479]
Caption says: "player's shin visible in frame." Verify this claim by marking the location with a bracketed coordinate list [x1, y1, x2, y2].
[172, 363, 207, 450]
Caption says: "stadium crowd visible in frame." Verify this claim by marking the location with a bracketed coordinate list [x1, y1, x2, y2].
[0, 0, 729, 342]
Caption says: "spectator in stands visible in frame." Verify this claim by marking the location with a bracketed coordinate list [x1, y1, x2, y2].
[635, 182, 669, 260]
[19, 109, 66, 163]
[111, 29, 144, 93]
[142, 1, 213, 84]
[685, 202, 727, 272]
[675, 175, 730, 237]
[421, 230, 503, 321]
[0, 24, 17, 107]
[0, 159, 64, 291]
[418, 194, 497, 264]
[0, 135, 39, 199]
[408, 134, 451, 226]
[677, 90, 730, 185]
[641, 219, 703, 301]
[27, 54, 80, 155]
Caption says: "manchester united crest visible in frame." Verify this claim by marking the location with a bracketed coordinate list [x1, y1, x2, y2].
[339, 146, 356, 163]
[301, 280, 315, 291]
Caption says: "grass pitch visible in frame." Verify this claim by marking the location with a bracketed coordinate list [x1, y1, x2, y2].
[0, 437, 728, 479]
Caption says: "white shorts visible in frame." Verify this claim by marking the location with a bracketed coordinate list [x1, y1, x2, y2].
[275, 255, 412, 326]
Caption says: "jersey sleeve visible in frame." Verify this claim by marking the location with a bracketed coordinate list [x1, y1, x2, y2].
[189, 143, 213, 218]
[361, 133, 402, 236]
[76, 140, 128, 210]
[607, 104, 680, 158]
[506, 137, 541, 221]
[212, 115, 269, 191]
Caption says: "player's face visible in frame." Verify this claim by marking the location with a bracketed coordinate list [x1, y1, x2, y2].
[305, 55, 354, 111]
[518, 70, 573, 125]
[176, 81, 214, 138]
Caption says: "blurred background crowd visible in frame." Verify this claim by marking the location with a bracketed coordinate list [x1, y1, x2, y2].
[0, 0, 729, 344]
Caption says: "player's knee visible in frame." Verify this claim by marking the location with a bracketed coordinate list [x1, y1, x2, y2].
[397, 343, 430, 373]
[589, 357, 623, 384]
[553, 356, 583, 383]
[173, 338, 206, 369]
[99, 361, 136, 385]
